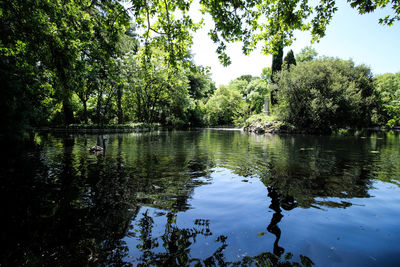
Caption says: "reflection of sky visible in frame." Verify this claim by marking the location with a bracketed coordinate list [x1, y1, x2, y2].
[282, 180, 400, 267]
[53, 130, 400, 266]
[125, 164, 400, 266]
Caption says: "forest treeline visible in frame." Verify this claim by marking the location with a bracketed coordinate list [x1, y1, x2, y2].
[1, 0, 399, 135]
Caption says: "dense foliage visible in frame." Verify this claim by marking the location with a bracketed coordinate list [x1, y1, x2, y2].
[1, 0, 130, 132]
[1, 0, 399, 135]
[204, 76, 269, 126]
[274, 58, 377, 132]
[374, 72, 400, 127]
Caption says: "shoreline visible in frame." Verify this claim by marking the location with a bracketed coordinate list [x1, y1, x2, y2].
[35, 127, 156, 134]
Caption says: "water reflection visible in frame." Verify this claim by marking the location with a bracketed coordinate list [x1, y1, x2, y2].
[1, 130, 400, 266]
[131, 209, 313, 267]
[0, 135, 140, 266]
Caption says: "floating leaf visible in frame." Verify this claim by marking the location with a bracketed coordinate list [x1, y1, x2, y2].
[257, 232, 265, 237]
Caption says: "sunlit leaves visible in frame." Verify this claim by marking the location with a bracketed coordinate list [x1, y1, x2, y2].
[198, 0, 399, 64]
[295, 46, 318, 63]
[374, 72, 400, 127]
[129, 0, 201, 68]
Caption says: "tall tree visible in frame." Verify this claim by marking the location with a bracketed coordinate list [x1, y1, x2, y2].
[271, 47, 283, 105]
[283, 50, 297, 70]
[0, 0, 129, 129]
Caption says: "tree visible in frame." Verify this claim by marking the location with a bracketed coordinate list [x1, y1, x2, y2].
[261, 67, 272, 84]
[229, 76, 254, 99]
[186, 65, 215, 100]
[115, 28, 140, 124]
[224, 76, 269, 116]
[237, 74, 256, 84]
[246, 79, 270, 114]
[205, 85, 248, 125]
[199, 0, 400, 65]
[374, 72, 400, 127]
[296, 46, 318, 63]
[2, 0, 400, 133]
[270, 47, 283, 105]
[283, 50, 297, 70]
[0, 0, 129, 129]
[121, 45, 192, 125]
[275, 58, 377, 132]
[127, 0, 202, 68]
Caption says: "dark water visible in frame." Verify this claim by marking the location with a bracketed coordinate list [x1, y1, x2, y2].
[1, 130, 400, 266]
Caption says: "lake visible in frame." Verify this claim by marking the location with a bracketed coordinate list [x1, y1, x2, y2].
[1, 130, 400, 266]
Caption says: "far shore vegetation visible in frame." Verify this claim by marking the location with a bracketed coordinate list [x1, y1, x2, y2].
[1, 1, 399, 136]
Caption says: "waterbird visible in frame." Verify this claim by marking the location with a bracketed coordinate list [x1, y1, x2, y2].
[89, 145, 103, 153]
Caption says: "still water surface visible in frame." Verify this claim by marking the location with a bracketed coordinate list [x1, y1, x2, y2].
[1, 130, 400, 266]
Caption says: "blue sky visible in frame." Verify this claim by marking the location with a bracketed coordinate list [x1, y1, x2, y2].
[191, 2, 400, 86]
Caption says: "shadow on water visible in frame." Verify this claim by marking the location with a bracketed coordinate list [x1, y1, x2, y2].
[1, 130, 399, 266]
[0, 134, 140, 266]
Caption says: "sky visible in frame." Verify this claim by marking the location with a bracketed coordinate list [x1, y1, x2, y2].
[190, 2, 400, 87]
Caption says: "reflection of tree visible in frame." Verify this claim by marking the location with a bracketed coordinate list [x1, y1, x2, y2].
[114, 131, 214, 211]
[233, 134, 376, 209]
[263, 156, 372, 209]
[3, 130, 395, 266]
[197, 131, 374, 209]
[1, 132, 218, 266]
[266, 186, 297, 257]
[371, 131, 400, 186]
[0, 135, 139, 266]
[134, 210, 220, 266]
[132, 210, 313, 267]
[231, 252, 314, 267]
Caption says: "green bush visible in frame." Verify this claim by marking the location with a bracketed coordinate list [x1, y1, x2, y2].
[374, 73, 400, 127]
[384, 105, 400, 128]
[274, 58, 377, 132]
[204, 85, 248, 126]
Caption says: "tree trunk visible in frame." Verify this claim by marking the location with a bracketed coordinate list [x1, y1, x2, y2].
[96, 91, 102, 125]
[49, 41, 75, 126]
[83, 100, 88, 124]
[63, 98, 74, 125]
[117, 85, 123, 124]
[271, 45, 283, 105]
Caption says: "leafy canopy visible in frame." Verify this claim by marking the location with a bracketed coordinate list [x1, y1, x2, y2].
[198, 0, 400, 65]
